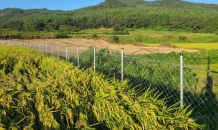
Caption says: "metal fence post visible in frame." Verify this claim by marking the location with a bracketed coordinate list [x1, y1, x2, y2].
[51, 44, 53, 55]
[77, 46, 79, 66]
[180, 54, 184, 108]
[121, 48, 124, 81]
[57, 44, 59, 58]
[94, 46, 96, 71]
[66, 44, 68, 60]
[46, 44, 47, 54]
[41, 43, 43, 52]
[68, 45, 69, 61]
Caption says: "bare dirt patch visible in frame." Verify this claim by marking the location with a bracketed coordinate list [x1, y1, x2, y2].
[13, 38, 199, 55]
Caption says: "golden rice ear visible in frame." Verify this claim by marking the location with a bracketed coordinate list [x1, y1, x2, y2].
[0, 45, 202, 129]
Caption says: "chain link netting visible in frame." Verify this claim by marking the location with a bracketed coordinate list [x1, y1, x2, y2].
[0, 40, 217, 129]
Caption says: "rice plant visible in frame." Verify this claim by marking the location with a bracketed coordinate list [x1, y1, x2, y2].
[0, 45, 202, 129]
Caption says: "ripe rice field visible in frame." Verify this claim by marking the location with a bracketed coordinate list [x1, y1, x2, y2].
[145, 43, 218, 50]
[0, 45, 202, 129]
[173, 43, 218, 50]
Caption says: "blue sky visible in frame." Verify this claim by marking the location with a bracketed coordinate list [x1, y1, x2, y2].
[0, 0, 217, 11]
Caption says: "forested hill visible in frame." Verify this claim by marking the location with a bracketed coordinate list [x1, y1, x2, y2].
[0, 8, 62, 20]
[0, 0, 218, 33]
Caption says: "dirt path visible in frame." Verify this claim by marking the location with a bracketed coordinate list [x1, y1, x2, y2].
[13, 38, 199, 55]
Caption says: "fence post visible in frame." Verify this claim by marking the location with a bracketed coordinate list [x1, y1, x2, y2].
[51, 44, 53, 55]
[46, 44, 47, 54]
[121, 48, 124, 81]
[57, 44, 59, 58]
[77, 46, 79, 66]
[68, 45, 69, 61]
[94, 46, 96, 71]
[66, 44, 68, 60]
[41, 43, 43, 52]
[180, 54, 184, 108]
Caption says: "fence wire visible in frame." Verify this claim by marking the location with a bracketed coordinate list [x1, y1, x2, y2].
[0, 40, 218, 130]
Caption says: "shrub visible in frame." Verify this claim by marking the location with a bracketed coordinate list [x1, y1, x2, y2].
[91, 33, 98, 39]
[111, 35, 119, 43]
[178, 35, 187, 41]
[113, 25, 124, 31]
[134, 35, 143, 42]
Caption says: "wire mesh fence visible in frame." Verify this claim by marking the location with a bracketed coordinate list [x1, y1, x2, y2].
[0, 40, 218, 129]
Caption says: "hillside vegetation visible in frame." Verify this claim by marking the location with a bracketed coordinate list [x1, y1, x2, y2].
[0, 45, 202, 129]
[0, 0, 218, 35]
